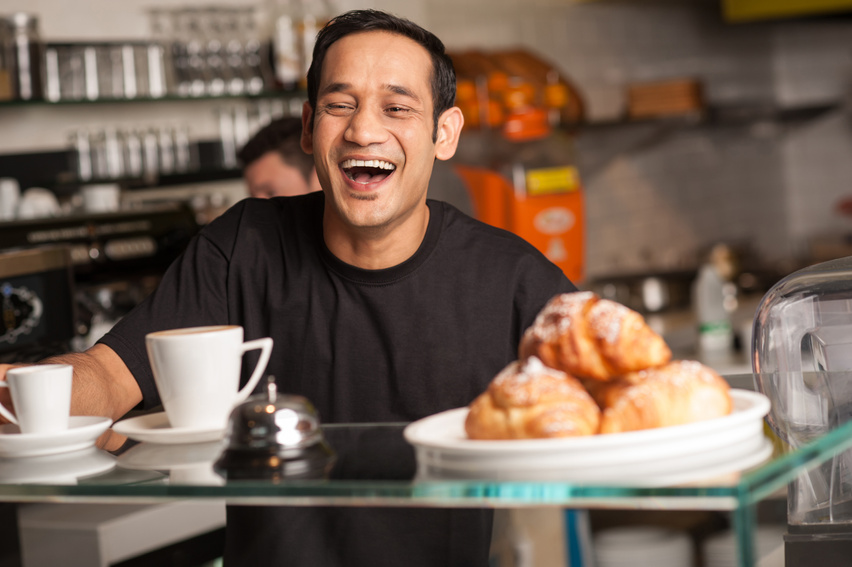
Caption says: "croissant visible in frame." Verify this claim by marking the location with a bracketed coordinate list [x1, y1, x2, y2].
[465, 356, 600, 439]
[585, 360, 732, 434]
[518, 292, 672, 381]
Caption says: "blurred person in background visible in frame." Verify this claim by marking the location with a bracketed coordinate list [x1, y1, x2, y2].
[238, 116, 322, 198]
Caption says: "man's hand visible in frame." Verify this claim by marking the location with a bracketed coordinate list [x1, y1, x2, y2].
[0, 363, 25, 425]
[0, 346, 142, 430]
[97, 429, 129, 452]
[1, 355, 136, 451]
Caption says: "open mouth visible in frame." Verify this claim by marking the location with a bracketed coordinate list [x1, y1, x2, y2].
[341, 158, 396, 184]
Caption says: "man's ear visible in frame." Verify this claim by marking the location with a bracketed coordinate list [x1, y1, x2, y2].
[435, 106, 464, 161]
[300, 101, 314, 154]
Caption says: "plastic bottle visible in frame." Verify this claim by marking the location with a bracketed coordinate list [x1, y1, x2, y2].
[693, 245, 735, 355]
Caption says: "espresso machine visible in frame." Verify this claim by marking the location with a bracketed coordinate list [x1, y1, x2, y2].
[0, 246, 76, 362]
[752, 255, 852, 564]
[0, 203, 199, 359]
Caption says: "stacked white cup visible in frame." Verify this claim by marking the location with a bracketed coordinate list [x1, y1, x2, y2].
[0, 178, 20, 220]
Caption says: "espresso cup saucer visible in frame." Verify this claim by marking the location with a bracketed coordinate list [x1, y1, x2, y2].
[0, 446, 116, 484]
[112, 412, 226, 445]
[0, 416, 113, 458]
[117, 440, 225, 485]
[118, 439, 223, 469]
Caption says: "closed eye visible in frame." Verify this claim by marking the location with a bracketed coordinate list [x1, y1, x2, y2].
[321, 103, 354, 116]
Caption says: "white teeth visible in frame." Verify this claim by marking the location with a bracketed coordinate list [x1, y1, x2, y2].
[341, 158, 395, 170]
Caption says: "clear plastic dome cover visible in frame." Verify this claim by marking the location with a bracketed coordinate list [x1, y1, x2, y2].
[753, 255, 852, 526]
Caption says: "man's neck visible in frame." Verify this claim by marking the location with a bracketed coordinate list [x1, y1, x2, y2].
[323, 204, 431, 270]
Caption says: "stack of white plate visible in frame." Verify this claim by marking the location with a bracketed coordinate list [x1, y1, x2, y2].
[404, 390, 772, 485]
[702, 526, 786, 567]
[594, 526, 693, 567]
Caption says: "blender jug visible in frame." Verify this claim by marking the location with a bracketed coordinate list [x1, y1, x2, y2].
[753, 255, 852, 551]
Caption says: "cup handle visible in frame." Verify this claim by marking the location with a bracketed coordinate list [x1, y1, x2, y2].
[235, 337, 274, 404]
[0, 382, 18, 425]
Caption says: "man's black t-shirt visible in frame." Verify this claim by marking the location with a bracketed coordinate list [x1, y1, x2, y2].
[100, 191, 576, 566]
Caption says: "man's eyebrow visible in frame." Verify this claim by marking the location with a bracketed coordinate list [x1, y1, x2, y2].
[318, 82, 351, 97]
[386, 84, 420, 102]
[317, 82, 422, 103]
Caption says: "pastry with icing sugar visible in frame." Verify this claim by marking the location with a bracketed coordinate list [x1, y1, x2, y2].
[465, 356, 601, 439]
[585, 360, 732, 434]
[518, 291, 672, 381]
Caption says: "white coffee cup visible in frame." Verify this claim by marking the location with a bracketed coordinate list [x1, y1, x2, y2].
[0, 364, 73, 435]
[146, 325, 273, 430]
[81, 183, 121, 213]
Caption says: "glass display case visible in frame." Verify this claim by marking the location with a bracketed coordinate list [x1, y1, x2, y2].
[0, 395, 851, 567]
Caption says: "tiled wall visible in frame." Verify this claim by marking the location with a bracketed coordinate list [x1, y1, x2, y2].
[425, 0, 852, 280]
[575, 122, 788, 278]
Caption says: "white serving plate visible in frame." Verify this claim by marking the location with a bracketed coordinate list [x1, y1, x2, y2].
[404, 389, 772, 485]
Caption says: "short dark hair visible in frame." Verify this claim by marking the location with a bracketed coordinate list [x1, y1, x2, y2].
[237, 117, 314, 182]
[305, 9, 456, 141]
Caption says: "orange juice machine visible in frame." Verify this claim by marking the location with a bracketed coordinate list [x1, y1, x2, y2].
[752, 255, 852, 564]
[450, 49, 586, 284]
[455, 136, 585, 284]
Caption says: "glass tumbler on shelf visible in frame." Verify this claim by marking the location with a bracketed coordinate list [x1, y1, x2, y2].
[236, 6, 269, 94]
[68, 129, 93, 182]
[221, 7, 247, 95]
[4, 13, 44, 101]
[200, 7, 228, 96]
[54, 45, 87, 101]
[164, 9, 195, 97]
[146, 9, 172, 97]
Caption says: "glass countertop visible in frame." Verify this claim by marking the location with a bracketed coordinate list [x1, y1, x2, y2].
[0, 416, 850, 512]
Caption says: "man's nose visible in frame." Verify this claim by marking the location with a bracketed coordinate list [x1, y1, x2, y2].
[343, 108, 388, 146]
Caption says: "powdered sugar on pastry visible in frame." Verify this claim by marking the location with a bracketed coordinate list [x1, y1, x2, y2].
[465, 356, 601, 439]
[526, 291, 594, 342]
[591, 360, 732, 434]
[519, 292, 671, 381]
[588, 299, 633, 344]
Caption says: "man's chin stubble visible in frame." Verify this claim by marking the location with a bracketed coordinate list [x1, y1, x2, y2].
[350, 191, 379, 201]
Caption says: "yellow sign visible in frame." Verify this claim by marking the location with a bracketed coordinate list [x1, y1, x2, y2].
[525, 167, 581, 197]
[723, 0, 852, 22]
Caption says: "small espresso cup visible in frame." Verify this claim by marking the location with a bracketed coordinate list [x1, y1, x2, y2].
[0, 364, 73, 435]
[146, 325, 273, 430]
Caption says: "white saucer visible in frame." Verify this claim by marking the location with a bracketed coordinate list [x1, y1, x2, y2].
[117, 441, 226, 485]
[112, 412, 226, 445]
[0, 446, 116, 484]
[117, 440, 224, 470]
[0, 416, 113, 458]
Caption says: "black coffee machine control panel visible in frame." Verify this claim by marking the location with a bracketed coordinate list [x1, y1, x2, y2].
[0, 203, 199, 283]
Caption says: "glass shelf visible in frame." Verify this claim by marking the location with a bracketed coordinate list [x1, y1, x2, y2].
[577, 102, 841, 131]
[0, 90, 304, 108]
[0, 420, 849, 508]
[1, 413, 850, 566]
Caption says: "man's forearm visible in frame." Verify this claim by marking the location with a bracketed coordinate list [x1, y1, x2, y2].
[41, 343, 143, 421]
